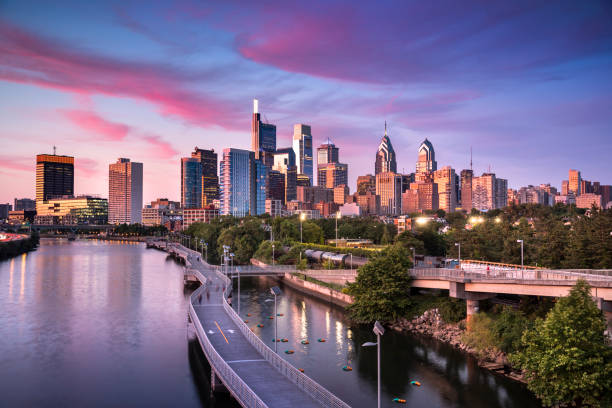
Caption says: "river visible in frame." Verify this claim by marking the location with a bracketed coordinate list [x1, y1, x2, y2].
[0, 240, 540, 407]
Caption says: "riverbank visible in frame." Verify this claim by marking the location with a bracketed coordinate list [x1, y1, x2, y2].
[0, 233, 39, 260]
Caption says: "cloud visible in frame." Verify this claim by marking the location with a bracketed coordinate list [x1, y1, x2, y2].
[140, 133, 179, 159]
[0, 155, 31, 173]
[61, 109, 129, 141]
[74, 158, 98, 177]
[0, 18, 245, 130]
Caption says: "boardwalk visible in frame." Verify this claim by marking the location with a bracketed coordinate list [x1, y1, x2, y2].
[170, 243, 349, 408]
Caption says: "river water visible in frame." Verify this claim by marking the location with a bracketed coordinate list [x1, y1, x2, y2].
[0, 240, 540, 407]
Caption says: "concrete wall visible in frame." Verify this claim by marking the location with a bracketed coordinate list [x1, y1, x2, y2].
[280, 273, 354, 308]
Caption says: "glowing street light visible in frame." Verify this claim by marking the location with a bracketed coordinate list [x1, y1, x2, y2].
[517, 239, 524, 273]
[300, 212, 307, 243]
[335, 211, 341, 247]
[415, 217, 429, 225]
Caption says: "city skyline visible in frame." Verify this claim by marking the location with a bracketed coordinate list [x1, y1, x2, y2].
[1, 1, 612, 204]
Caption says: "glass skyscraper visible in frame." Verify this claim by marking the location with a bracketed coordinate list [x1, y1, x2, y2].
[191, 147, 219, 205]
[181, 157, 202, 209]
[36, 153, 74, 205]
[254, 159, 267, 216]
[293, 124, 313, 183]
[251, 99, 276, 164]
[109, 158, 143, 224]
[220, 148, 253, 217]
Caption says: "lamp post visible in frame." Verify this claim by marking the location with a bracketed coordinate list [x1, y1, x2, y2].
[455, 242, 461, 268]
[272, 244, 275, 266]
[517, 239, 524, 278]
[350, 253, 353, 269]
[270, 286, 282, 353]
[362, 321, 385, 408]
[300, 212, 306, 243]
[230, 253, 238, 313]
[410, 247, 416, 270]
[335, 211, 341, 247]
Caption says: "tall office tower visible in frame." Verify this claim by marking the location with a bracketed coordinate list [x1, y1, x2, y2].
[14, 198, 35, 211]
[357, 174, 376, 194]
[415, 139, 437, 174]
[267, 170, 286, 204]
[220, 148, 257, 217]
[293, 124, 313, 183]
[181, 157, 202, 209]
[191, 147, 219, 205]
[433, 166, 457, 213]
[252, 159, 267, 216]
[109, 158, 143, 224]
[580, 179, 593, 195]
[460, 170, 473, 211]
[375, 123, 397, 174]
[495, 178, 508, 208]
[296, 174, 311, 187]
[251, 99, 276, 164]
[36, 153, 74, 206]
[0, 204, 11, 220]
[402, 181, 438, 214]
[273, 148, 297, 203]
[317, 139, 339, 166]
[471, 173, 508, 211]
[568, 169, 581, 196]
[561, 180, 569, 196]
[318, 163, 348, 189]
[376, 172, 402, 215]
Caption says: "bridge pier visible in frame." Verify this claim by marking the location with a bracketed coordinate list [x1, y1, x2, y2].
[210, 370, 227, 395]
[449, 282, 496, 330]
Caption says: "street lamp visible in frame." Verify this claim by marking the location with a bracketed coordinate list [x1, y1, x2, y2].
[230, 252, 238, 313]
[335, 211, 341, 247]
[300, 212, 306, 243]
[410, 247, 416, 270]
[350, 253, 353, 270]
[455, 242, 461, 267]
[272, 243, 275, 266]
[362, 321, 385, 408]
[517, 239, 524, 277]
[270, 286, 282, 353]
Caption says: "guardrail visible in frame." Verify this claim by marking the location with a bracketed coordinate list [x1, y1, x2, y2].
[189, 284, 268, 408]
[411, 267, 612, 282]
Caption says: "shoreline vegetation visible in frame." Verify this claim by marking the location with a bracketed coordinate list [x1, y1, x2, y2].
[0, 233, 39, 260]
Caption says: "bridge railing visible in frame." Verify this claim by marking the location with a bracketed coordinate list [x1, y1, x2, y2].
[201, 264, 349, 408]
[189, 283, 268, 408]
[411, 267, 612, 282]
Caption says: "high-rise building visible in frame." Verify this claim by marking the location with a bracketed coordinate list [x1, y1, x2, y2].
[318, 163, 348, 189]
[35, 195, 108, 225]
[376, 172, 402, 215]
[293, 124, 313, 183]
[296, 174, 311, 187]
[0, 203, 11, 220]
[334, 185, 349, 205]
[181, 157, 202, 209]
[375, 123, 397, 175]
[267, 170, 286, 204]
[472, 173, 507, 211]
[353, 192, 380, 216]
[109, 158, 143, 224]
[14, 198, 35, 211]
[36, 153, 74, 206]
[191, 147, 219, 206]
[460, 169, 473, 211]
[561, 180, 569, 196]
[576, 193, 603, 209]
[253, 159, 267, 216]
[357, 174, 376, 194]
[273, 148, 297, 204]
[220, 148, 260, 217]
[433, 166, 458, 213]
[401, 174, 415, 193]
[495, 178, 508, 209]
[416, 139, 437, 174]
[568, 169, 581, 196]
[296, 186, 334, 204]
[251, 99, 276, 163]
[317, 139, 339, 166]
[402, 181, 438, 214]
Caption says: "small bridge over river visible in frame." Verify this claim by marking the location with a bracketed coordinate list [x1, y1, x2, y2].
[148, 241, 349, 408]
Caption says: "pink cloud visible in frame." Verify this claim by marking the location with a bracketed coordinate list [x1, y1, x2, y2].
[62, 109, 129, 141]
[74, 158, 98, 177]
[0, 155, 32, 173]
[141, 134, 179, 159]
[0, 19, 244, 130]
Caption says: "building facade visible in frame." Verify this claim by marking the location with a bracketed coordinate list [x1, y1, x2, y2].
[568, 169, 581, 196]
[181, 157, 202, 209]
[220, 148, 253, 217]
[318, 163, 348, 189]
[375, 124, 397, 175]
[182, 208, 219, 230]
[109, 158, 143, 224]
[191, 147, 219, 206]
[460, 169, 473, 211]
[292, 124, 313, 183]
[357, 174, 376, 194]
[36, 153, 74, 207]
[376, 172, 402, 216]
[416, 139, 437, 173]
[35, 196, 108, 224]
[251, 99, 276, 163]
[14, 198, 35, 211]
[433, 166, 458, 213]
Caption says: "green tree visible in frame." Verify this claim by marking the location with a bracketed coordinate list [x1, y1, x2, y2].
[511, 280, 612, 407]
[346, 246, 412, 323]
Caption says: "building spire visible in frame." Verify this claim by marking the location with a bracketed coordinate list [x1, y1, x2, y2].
[470, 146, 473, 171]
[384, 121, 387, 136]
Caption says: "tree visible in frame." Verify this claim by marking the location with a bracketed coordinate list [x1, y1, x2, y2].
[511, 280, 612, 407]
[346, 245, 412, 323]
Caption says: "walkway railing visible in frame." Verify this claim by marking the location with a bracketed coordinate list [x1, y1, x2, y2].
[412, 267, 612, 283]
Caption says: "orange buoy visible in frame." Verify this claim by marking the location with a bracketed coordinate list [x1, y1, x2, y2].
[284, 350, 294, 354]
[410, 381, 421, 386]
[317, 338, 326, 342]
[393, 398, 407, 403]
[257, 324, 264, 328]
[298, 368, 305, 373]
[301, 340, 309, 345]
[342, 365, 352, 371]
[244, 320, 249, 323]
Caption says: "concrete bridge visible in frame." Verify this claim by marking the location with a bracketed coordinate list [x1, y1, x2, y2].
[148, 241, 349, 408]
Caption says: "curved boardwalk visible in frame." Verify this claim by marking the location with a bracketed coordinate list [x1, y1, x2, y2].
[163, 243, 348, 408]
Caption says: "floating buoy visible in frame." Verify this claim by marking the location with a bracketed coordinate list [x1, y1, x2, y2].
[393, 398, 407, 403]
[272, 338, 281, 342]
[317, 338, 326, 342]
[298, 368, 304, 373]
[257, 324, 264, 328]
[410, 381, 421, 387]
[244, 320, 249, 323]
[301, 340, 309, 345]
[268, 316, 274, 319]
[285, 350, 294, 354]
[342, 365, 352, 371]
[281, 338, 288, 342]
[246, 313, 251, 317]
[277, 313, 284, 316]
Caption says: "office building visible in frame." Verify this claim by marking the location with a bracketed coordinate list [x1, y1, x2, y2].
[472, 173, 507, 211]
[416, 139, 437, 173]
[36, 153, 74, 207]
[253, 159, 268, 215]
[375, 123, 397, 174]
[402, 181, 438, 213]
[568, 169, 581, 196]
[576, 193, 603, 209]
[0, 203, 11, 220]
[460, 170, 473, 211]
[334, 185, 349, 205]
[181, 157, 202, 209]
[273, 148, 297, 204]
[561, 180, 569, 196]
[109, 158, 143, 224]
[376, 172, 402, 216]
[317, 139, 339, 166]
[433, 166, 458, 213]
[142, 198, 182, 228]
[35, 195, 108, 225]
[265, 199, 283, 217]
[251, 99, 276, 164]
[220, 148, 258, 217]
[354, 192, 380, 216]
[357, 174, 376, 194]
[14, 198, 35, 211]
[318, 163, 348, 189]
[495, 178, 508, 209]
[267, 170, 286, 204]
[296, 174, 311, 187]
[401, 174, 415, 193]
[293, 124, 313, 183]
[191, 147, 219, 205]
[297, 186, 334, 204]
[183, 208, 219, 230]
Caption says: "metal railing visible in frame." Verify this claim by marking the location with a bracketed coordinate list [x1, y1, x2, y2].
[189, 284, 268, 408]
[411, 267, 612, 283]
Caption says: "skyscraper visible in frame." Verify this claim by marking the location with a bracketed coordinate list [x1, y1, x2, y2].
[568, 169, 581, 196]
[318, 163, 348, 189]
[375, 123, 397, 174]
[460, 169, 473, 211]
[251, 99, 276, 164]
[191, 147, 219, 206]
[472, 173, 507, 211]
[36, 153, 74, 205]
[220, 148, 263, 217]
[416, 139, 437, 173]
[317, 139, 339, 166]
[181, 157, 202, 209]
[376, 172, 402, 215]
[293, 124, 313, 183]
[357, 174, 376, 194]
[434, 166, 458, 213]
[273, 148, 298, 203]
[109, 158, 143, 224]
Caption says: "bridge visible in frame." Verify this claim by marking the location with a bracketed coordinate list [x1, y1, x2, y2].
[149, 241, 350, 408]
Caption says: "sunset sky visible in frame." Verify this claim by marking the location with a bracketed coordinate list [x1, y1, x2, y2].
[1, 0, 611, 204]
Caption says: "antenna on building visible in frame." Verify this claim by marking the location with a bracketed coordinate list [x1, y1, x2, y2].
[53, 145, 57, 155]
[470, 146, 473, 171]
[488, 164, 491, 173]
[384, 121, 387, 136]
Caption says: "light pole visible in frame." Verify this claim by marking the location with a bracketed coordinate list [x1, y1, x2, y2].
[455, 242, 461, 268]
[272, 244, 275, 266]
[410, 247, 416, 270]
[300, 212, 306, 243]
[230, 253, 238, 313]
[350, 253, 353, 269]
[362, 321, 385, 408]
[335, 211, 341, 247]
[517, 239, 524, 278]
[270, 286, 282, 353]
